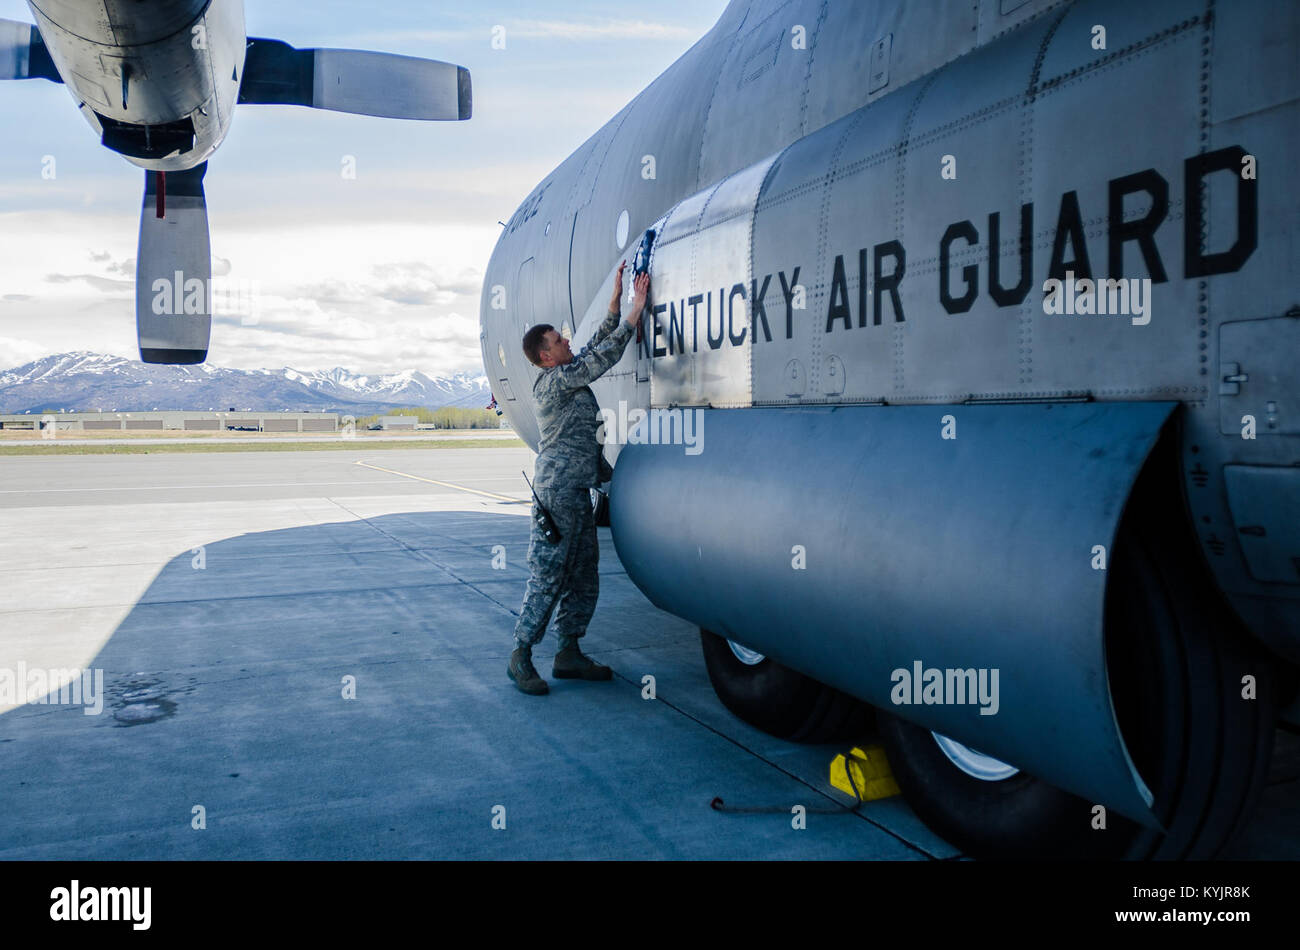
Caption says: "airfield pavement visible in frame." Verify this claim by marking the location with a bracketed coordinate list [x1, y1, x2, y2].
[0, 446, 1294, 859]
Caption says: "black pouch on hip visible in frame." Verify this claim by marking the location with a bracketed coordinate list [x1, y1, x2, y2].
[522, 471, 562, 544]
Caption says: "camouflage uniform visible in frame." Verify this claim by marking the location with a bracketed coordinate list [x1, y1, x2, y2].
[514, 308, 635, 652]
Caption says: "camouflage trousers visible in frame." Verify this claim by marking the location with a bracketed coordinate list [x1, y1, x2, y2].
[514, 487, 599, 651]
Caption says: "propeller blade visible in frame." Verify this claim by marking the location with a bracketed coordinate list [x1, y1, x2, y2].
[136, 163, 211, 365]
[0, 19, 61, 82]
[239, 38, 470, 120]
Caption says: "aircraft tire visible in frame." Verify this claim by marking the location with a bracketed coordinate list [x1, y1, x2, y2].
[700, 629, 871, 743]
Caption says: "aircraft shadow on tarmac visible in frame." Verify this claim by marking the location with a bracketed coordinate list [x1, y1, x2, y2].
[0, 510, 964, 860]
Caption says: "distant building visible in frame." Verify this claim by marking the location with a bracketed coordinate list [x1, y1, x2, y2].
[0, 410, 338, 432]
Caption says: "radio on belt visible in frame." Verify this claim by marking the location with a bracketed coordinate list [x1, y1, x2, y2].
[521, 470, 561, 544]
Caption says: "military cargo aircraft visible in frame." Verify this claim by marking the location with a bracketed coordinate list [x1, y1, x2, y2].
[481, 0, 1298, 858]
[0, 0, 471, 364]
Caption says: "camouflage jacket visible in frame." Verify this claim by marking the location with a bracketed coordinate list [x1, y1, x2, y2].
[532, 308, 635, 497]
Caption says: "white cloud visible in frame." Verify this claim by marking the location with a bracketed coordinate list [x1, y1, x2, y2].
[0, 335, 53, 370]
[0, 212, 496, 378]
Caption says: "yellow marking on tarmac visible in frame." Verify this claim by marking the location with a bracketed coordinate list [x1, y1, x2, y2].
[354, 459, 528, 503]
[830, 744, 901, 802]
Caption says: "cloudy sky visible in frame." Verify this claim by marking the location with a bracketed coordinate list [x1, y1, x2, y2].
[0, 0, 727, 377]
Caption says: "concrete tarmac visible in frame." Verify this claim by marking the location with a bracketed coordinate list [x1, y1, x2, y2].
[0, 447, 1294, 859]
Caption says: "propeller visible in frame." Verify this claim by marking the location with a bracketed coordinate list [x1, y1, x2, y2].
[239, 38, 471, 120]
[4, 18, 472, 365]
[136, 162, 211, 364]
[0, 18, 60, 82]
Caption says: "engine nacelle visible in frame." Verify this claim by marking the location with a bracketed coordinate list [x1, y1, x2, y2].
[27, 0, 245, 170]
[610, 402, 1176, 827]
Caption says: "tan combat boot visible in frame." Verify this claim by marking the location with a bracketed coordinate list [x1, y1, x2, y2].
[552, 644, 613, 681]
[508, 648, 549, 695]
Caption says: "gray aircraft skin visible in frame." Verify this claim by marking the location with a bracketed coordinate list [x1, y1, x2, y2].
[0, 0, 471, 364]
[481, 0, 1298, 858]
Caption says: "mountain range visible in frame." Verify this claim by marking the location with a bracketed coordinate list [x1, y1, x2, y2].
[0, 352, 492, 414]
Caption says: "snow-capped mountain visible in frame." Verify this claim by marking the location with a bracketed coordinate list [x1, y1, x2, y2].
[0, 352, 491, 414]
[280, 365, 491, 406]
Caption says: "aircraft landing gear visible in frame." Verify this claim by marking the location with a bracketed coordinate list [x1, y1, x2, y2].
[699, 630, 872, 743]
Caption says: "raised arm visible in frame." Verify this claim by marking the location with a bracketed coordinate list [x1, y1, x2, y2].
[550, 270, 649, 392]
[584, 261, 629, 350]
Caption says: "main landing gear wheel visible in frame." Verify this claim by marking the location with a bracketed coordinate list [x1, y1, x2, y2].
[700, 629, 872, 743]
[876, 437, 1278, 859]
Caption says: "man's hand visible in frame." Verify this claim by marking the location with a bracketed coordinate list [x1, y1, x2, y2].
[627, 272, 650, 327]
[609, 261, 626, 314]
